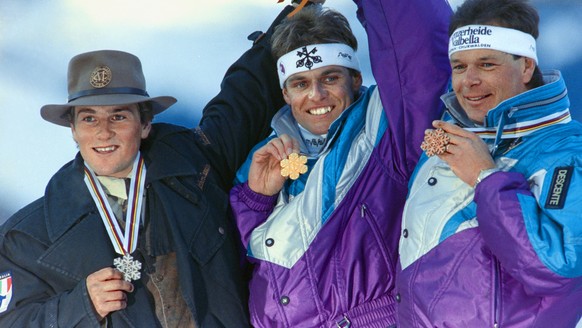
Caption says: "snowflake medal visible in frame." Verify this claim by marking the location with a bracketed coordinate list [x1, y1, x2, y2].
[280, 153, 308, 180]
[114, 253, 142, 282]
[420, 128, 450, 157]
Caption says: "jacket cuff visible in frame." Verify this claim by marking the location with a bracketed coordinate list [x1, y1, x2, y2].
[239, 182, 278, 212]
[55, 278, 101, 327]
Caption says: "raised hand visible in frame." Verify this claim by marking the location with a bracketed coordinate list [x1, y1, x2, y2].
[432, 120, 496, 186]
[248, 134, 300, 196]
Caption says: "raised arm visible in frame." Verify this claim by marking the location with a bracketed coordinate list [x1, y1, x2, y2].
[196, 6, 294, 189]
[354, 0, 452, 174]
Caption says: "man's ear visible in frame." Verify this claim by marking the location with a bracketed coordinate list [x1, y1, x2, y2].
[70, 123, 78, 143]
[352, 72, 363, 92]
[141, 121, 152, 139]
[522, 57, 536, 84]
[282, 87, 291, 105]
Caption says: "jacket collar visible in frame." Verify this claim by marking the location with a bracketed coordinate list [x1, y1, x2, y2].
[44, 155, 94, 242]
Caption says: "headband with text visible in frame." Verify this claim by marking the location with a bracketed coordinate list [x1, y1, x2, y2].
[449, 25, 537, 63]
[277, 43, 361, 88]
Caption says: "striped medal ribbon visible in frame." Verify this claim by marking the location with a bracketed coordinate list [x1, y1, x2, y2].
[467, 109, 571, 139]
[83, 153, 147, 282]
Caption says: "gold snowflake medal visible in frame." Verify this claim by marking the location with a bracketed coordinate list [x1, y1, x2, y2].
[420, 128, 450, 157]
[280, 153, 308, 180]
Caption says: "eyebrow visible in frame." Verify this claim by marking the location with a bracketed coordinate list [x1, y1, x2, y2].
[451, 53, 506, 62]
[76, 106, 133, 115]
[286, 67, 346, 84]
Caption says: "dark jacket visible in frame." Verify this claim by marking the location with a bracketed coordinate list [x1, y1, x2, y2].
[0, 6, 291, 327]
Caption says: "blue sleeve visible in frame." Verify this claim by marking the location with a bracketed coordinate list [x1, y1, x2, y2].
[0, 224, 101, 327]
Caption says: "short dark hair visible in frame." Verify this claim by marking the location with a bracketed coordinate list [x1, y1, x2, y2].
[137, 102, 154, 124]
[271, 6, 358, 60]
[450, 0, 544, 88]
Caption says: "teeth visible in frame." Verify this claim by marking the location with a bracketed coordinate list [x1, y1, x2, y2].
[95, 146, 116, 152]
[309, 106, 331, 115]
[467, 96, 485, 101]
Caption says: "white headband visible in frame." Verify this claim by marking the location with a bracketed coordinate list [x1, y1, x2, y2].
[277, 43, 361, 88]
[449, 25, 538, 63]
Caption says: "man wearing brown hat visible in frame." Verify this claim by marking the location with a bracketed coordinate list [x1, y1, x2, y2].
[0, 4, 299, 326]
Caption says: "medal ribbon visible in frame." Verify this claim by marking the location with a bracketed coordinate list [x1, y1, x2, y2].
[467, 109, 571, 139]
[83, 153, 146, 256]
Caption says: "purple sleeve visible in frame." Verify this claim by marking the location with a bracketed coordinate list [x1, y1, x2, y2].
[229, 182, 278, 249]
[475, 172, 582, 295]
[354, 0, 452, 175]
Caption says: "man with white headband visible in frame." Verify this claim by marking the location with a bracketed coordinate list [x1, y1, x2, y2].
[396, 0, 582, 326]
[230, 0, 451, 326]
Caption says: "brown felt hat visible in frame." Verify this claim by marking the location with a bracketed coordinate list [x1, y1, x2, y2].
[41, 50, 176, 127]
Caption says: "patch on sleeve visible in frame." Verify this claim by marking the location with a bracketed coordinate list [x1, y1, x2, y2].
[0, 271, 13, 313]
[545, 167, 573, 209]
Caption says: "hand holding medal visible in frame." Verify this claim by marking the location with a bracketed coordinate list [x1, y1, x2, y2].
[247, 135, 303, 196]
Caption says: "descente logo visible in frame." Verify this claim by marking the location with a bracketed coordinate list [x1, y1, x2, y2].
[451, 26, 493, 47]
[545, 167, 573, 209]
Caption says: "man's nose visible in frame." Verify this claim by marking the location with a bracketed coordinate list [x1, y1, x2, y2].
[308, 82, 327, 100]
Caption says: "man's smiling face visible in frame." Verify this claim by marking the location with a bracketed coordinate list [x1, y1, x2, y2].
[283, 65, 362, 135]
[450, 48, 534, 123]
[71, 104, 151, 177]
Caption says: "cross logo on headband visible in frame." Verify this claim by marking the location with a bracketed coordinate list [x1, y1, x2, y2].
[295, 46, 322, 70]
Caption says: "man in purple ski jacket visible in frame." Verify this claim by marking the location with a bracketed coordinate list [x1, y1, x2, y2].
[230, 0, 452, 326]
[397, 0, 582, 326]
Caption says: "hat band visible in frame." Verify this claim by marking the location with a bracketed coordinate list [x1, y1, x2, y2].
[448, 25, 538, 63]
[68, 87, 150, 102]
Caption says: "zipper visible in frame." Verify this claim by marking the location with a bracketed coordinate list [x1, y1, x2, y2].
[493, 257, 502, 328]
[359, 203, 394, 272]
[361, 204, 367, 218]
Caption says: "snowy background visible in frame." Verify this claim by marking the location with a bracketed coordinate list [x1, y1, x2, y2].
[1, 0, 581, 223]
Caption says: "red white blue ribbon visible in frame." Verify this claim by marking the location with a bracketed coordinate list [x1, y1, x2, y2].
[83, 153, 146, 256]
[468, 109, 571, 139]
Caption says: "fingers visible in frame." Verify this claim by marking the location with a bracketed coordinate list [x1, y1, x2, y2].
[262, 135, 300, 161]
[248, 135, 301, 196]
[86, 267, 134, 320]
[430, 120, 483, 153]
[432, 120, 475, 139]
[430, 120, 497, 186]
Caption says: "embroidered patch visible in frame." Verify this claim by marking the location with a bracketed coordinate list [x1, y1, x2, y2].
[90, 65, 112, 88]
[0, 271, 13, 313]
[545, 167, 573, 209]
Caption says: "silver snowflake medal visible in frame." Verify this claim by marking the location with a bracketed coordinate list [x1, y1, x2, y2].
[114, 253, 142, 282]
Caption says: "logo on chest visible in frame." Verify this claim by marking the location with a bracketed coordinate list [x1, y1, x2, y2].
[545, 167, 573, 209]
